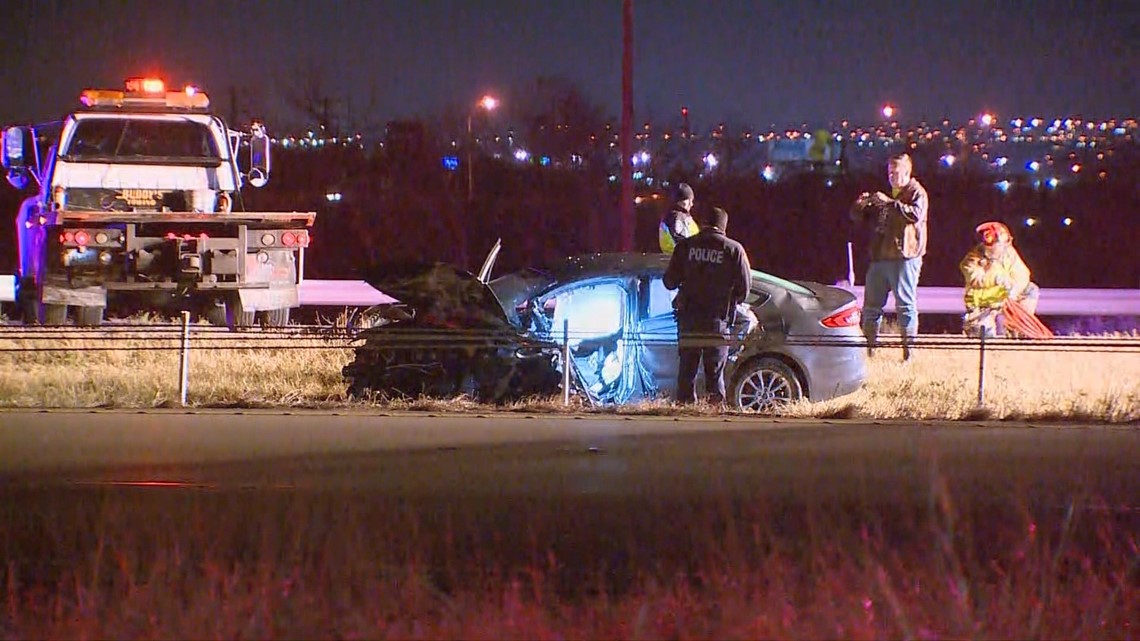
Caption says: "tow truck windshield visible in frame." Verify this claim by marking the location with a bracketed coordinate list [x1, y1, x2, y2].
[62, 118, 221, 165]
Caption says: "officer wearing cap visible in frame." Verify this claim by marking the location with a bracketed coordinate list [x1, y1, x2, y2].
[663, 206, 751, 407]
[658, 182, 700, 255]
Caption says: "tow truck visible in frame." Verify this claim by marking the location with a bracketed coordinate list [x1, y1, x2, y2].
[1, 77, 315, 328]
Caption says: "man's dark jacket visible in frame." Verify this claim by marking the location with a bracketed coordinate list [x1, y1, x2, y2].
[663, 227, 751, 325]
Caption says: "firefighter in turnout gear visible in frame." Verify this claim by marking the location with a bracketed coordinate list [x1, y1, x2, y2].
[659, 182, 700, 255]
[663, 206, 752, 406]
[960, 221, 1040, 338]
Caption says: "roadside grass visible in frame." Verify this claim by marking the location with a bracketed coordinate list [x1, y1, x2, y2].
[2, 477, 1136, 639]
[0, 324, 1137, 421]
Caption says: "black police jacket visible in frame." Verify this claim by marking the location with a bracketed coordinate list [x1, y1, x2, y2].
[662, 227, 751, 325]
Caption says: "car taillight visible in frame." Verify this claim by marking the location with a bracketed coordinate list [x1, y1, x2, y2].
[821, 305, 861, 328]
[73, 230, 90, 246]
[281, 231, 297, 247]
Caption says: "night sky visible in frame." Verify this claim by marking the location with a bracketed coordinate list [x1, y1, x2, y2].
[2, 0, 1137, 131]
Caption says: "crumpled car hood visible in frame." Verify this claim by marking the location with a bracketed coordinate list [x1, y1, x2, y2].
[360, 261, 510, 328]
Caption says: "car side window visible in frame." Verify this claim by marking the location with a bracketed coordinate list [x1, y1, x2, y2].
[542, 281, 625, 346]
[646, 277, 678, 319]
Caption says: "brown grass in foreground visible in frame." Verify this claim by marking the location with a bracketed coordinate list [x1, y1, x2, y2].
[0, 328, 1137, 421]
[2, 480, 1136, 639]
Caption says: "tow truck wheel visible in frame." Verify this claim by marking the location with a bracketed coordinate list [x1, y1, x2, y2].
[259, 308, 290, 328]
[40, 304, 68, 326]
[224, 295, 255, 331]
[17, 279, 67, 326]
[204, 302, 228, 327]
[75, 306, 104, 327]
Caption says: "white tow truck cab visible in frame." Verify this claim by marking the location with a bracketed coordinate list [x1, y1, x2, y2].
[2, 77, 315, 328]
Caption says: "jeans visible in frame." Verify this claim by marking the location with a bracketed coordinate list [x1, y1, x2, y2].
[676, 319, 729, 405]
[862, 257, 923, 344]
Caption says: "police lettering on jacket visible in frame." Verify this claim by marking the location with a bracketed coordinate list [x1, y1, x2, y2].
[663, 228, 752, 324]
[688, 247, 724, 264]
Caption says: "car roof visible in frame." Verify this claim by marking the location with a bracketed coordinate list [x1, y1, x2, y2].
[538, 252, 816, 297]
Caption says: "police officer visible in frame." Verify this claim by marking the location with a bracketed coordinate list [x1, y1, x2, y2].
[663, 206, 751, 407]
[658, 182, 700, 255]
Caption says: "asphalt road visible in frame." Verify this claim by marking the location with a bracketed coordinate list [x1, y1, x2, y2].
[1, 410, 1137, 512]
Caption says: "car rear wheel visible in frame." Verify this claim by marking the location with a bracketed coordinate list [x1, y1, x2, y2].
[730, 356, 803, 413]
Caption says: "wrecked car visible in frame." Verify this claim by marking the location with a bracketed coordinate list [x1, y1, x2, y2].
[343, 241, 866, 412]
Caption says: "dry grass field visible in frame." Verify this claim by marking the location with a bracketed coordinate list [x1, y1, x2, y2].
[2, 324, 1138, 639]
[1, 325, 1136, 421]
[3, 471, 1138, 639]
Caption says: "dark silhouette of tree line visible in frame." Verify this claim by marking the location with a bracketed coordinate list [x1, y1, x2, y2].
[231, 136, 1140, 295]
[1, 74, 1137, 296]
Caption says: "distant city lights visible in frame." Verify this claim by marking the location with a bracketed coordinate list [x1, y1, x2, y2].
[261, 108, 1136, 201]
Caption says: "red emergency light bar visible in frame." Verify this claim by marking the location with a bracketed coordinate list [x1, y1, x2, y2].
[80, 77, 210, 110]
[125, 77, 165, 94]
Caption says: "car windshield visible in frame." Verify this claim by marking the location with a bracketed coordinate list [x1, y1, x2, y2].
[489, 268, 556, 311]
[63, 118, 220, 164]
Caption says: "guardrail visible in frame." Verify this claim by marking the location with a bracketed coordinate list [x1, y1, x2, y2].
[296, 279, 1139, 316]
[2, 275, 1138, 315]
[2, 324, 1138, 412]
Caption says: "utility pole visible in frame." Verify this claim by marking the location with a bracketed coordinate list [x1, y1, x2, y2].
[619, 0, 635, 251]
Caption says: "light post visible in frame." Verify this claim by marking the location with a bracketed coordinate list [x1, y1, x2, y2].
[467, 94, 499, 201]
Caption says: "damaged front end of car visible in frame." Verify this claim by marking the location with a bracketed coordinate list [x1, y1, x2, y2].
[342, 261, 563, 403]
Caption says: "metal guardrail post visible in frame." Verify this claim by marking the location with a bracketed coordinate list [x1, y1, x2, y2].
[976, 332, 986, 408]
[562, 319, 571, 406]
[179, 311, 191, 407]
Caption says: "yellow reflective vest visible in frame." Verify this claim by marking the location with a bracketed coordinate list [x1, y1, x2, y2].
[659, 212, 700, 255]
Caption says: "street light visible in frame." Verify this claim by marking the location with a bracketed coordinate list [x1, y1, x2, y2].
[467, 94, 499, 201]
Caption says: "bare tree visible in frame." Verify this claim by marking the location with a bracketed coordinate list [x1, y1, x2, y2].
[513, 76, 609, 163]
[278, 62, 345, 136]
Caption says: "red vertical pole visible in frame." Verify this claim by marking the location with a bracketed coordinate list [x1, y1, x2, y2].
[619, 0, 635, 251]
